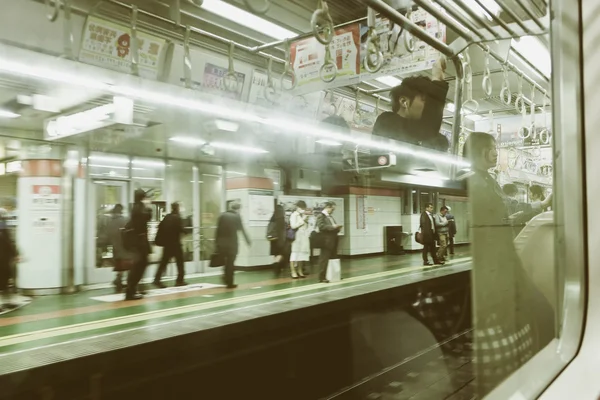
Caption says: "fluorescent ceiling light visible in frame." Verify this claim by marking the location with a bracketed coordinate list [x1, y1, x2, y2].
[511, 37, 551, 77]
[88, 155, 130, 164]
[132, 177, 164, 181]
[211, 141, 268, 154]
[215, 119, 239, 132]
[375, 76, 402, 87]
[89, 164, 136, 170]
[462, 0, 500, 21]
[466, 114, 484, 121]
[446, 103, 456, 113]
[201, 0, 296, 40]
[316, 139, 343, 146]
[170, 137, 206, 146]
[0, 110, 20, 119]
[132, 159, 165, 167]
[170, 137, 268, 154]
[226, 171, 246, 176]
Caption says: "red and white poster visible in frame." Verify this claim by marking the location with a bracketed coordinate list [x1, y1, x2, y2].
[79, 16, 170, 80]
[290, 24, 361, 95]
[32, 185, 61, 210]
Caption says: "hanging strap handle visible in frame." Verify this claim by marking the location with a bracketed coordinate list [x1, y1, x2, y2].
[311, 0, 335, 45]
[281, 40, 297, 91]
[45, 0, 60, 22]
[130, 5, 140, 76]
[183, 25, 193, 89]
[223, 41, 240, 92]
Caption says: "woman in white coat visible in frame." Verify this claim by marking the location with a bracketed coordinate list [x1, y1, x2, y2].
[289, 201, 310, 278]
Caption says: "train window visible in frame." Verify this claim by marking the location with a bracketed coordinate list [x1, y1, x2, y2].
[0, 0, 585, 398]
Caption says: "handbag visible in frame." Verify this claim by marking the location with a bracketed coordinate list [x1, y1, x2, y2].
[310, 230, 324, 249]
[210, 252, 225, 268]
[415, 230, 424, 245]
[325, 259, 341, 282]
[286, 225, 297, 241]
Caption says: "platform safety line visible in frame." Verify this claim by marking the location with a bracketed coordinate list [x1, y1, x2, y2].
[0, 258, 471, 348]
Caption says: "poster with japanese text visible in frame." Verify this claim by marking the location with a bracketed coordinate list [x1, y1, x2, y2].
[200, 63, 245, 100]
[79, 16, 170, 80]
[359, 7, 446, 79]
[290, 24, 361, 95]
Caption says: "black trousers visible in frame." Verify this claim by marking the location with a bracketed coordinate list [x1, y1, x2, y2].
[422, 241, 437, 263]
[222, 249, 237, 287]
[449, 236, 455, 254]
[318, 245, 334, 281]
[155, 245, 185, 283]
[126, 252, 149, 297]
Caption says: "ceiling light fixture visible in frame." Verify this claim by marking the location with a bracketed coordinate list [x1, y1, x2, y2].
[201, 0, 296, 40]
[211, 141, 269, 153]
[214, 119, 239, 132]
[316, 139, 343, 146]
[511, 36, 551, 78]
[375, 76, 402, 87]
[0, 110, 20, 119]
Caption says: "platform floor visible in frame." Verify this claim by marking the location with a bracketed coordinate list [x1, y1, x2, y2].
[0, 250, 471, 357]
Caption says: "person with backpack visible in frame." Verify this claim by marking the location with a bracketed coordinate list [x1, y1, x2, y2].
[289, 201, 309, 278]
[153, 202, 187, 288]
[124, 189, 152, 301]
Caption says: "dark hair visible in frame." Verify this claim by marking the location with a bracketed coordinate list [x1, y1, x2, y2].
[324, 201, 336, 208]
[112, 204, 123, 214]
[390, 76, 433, 113]
[463, 131, 495, 161]
[425, 202, 433, 208]
[134, 188, 147, 203]
[502, 184, 518, 196]
[440, 206, 448, 212]
[296, 200, 307, 209]
[171, 202, 180, 213]
[321, 115, 350, 133]
[230, 201, 241, 211]
[530, 184, 545, 200]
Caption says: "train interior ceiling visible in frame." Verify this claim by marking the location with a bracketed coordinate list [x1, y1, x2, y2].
[0, 0, 594, 399]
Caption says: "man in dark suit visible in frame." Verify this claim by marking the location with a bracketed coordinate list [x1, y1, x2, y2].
[316, 201, 342, 283]
[420, 203, 443, 266]
[125, 189, 153, 301]
[154, 202, 187, 288]
[446, 206, 457, 255]
[215, 201, 251, 289]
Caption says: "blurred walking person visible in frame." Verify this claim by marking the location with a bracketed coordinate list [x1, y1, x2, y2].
[215, 201, 251, 289]
[153, 202, 187, 288]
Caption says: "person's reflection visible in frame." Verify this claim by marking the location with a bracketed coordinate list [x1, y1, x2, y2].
[372, 57, 449, 152]
[463, 132, 554, 396]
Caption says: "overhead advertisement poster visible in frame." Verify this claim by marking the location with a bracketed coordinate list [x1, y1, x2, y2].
[288, 7, 445, 95]
[290, 24, 361, 95]
[359, 8, 446, 80]
[248, 69, 323, 119]
[79, 15, 171, 80]
[201, 63, 246, 101]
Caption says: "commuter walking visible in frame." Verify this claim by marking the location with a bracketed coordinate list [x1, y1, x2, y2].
[434, 206, 450, 262]
[124, 189, 152, 301]
[446, 206, 457, 255]
[106, 204, 131, 293]
[0, 209, 17, 311]
[316, 201, 342, 283]
[289, 201, 310, 278]
[215, 201, 251, 289]
[153, 202, 187, 288]
[420, 203, 443, 266]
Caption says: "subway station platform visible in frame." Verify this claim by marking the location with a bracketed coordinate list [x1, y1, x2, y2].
[0, 250, 473, 399]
